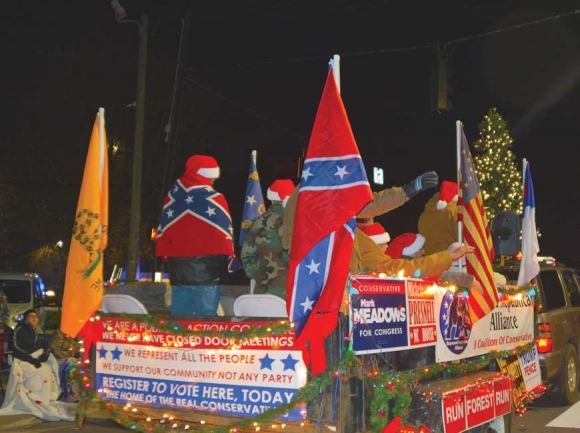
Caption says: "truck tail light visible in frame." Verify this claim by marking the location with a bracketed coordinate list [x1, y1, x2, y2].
[396, 425, 429, 433]
[537, 323, 553, 353]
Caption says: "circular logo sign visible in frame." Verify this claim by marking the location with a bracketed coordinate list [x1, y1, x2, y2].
[439, 291, 471, 355]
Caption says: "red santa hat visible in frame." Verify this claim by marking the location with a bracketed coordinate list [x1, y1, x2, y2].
[437, 181, 459, 210]
[267, 179, 295, 205]
[186, 155, 220, 179]
[358, 222, 390, 245]
[385, 233, 425, 259]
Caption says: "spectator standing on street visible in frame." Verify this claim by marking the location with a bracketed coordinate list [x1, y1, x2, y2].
[241, 179, 295, 298]
[156, 155, 236, 316]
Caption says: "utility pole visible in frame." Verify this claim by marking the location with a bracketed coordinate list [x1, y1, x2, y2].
[126, 14, 148, 281]
[111, 2, 148, 281]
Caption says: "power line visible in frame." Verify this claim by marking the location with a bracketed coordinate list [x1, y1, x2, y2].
[182, 74, 306, 141]
[191, 8, 580, 70]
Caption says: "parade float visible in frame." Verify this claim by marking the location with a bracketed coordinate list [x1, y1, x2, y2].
[59, 57, 544, 432]
[72, 271, 543, 433]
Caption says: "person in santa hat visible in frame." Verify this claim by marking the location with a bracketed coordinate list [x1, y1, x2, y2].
[385, 233, 426, 260]
[241, 179, 295, 298]
[283, 171, 439, 251]
[156, 155, 236, 316]
[351, 226, 473, 279]
[357, 221, 391, 252]
[418, 180, 459, 255]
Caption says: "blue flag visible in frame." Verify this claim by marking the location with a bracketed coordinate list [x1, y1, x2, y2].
[239, 150, 265, 246]
[517, 159, 540, 285]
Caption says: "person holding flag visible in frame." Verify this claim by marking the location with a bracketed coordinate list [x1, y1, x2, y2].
[239, 150, 266, 247]
[241, 179, 295, 298]
[283, 171, 440, 252]
[156, 155, 235, 316]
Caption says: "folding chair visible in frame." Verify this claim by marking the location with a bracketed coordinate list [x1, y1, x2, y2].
[233, 294, 288, 318]
[101, 294, 148, 314]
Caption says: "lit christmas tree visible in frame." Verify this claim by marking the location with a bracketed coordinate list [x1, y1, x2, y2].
[473, 108, 522, 223]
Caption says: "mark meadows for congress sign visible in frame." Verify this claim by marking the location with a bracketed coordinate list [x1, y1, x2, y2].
[349, 276, 436, 354]
[93, 318, 306, 420]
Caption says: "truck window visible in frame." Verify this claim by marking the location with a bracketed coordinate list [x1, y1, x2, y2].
[563, 270, 580, 307]
[0, 280, 33, 303]
[538, 270, 566, 310]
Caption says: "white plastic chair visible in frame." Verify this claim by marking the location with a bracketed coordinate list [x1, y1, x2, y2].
[233, 294, 288, 318]
[101, 294, 148, 314]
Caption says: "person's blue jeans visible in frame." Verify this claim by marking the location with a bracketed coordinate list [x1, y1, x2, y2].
[170, 285, 221, 316]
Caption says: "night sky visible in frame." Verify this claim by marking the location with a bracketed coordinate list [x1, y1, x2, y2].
[2, 1, 580, 269]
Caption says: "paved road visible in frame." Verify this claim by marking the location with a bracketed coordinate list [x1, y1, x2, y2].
[511, 393, 579, 433]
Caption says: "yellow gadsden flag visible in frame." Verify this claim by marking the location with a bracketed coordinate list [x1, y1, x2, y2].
[60, 108, 109, 337]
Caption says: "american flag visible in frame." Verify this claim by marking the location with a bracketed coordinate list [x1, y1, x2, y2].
[457, 127, 498, 322]
[239, 150, 265, 246]
[287, 69, 373, 375]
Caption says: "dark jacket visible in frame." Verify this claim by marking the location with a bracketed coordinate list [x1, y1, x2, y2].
[167, 255, 227, 285]
[9, 323, 50, 365]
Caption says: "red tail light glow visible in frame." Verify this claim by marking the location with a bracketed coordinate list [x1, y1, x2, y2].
[537, 323, 553, 353]
[396, 425, 430, 433]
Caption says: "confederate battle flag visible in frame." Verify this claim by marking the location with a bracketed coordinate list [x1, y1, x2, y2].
[156, 155, 235, 260]
[287, 69, 373, 375]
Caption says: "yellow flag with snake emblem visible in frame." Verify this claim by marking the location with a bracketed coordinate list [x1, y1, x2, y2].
[61, 108, 109, 337]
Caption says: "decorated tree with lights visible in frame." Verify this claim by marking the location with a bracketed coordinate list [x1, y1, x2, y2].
[473, 108, 522, 222]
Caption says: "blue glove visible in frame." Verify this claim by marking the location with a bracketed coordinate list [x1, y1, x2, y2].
[402, 172, 439, 199]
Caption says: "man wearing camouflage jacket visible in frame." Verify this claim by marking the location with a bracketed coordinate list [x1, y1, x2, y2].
[241, 179, 295, 299]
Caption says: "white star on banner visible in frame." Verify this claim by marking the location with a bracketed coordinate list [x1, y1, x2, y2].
[334, 165, 349, 179]
[166, 209, 174, 218]
[300, 297, 314, 312]
[302, 167, 313, 181]
[185, 196, 194, 204]
[205, 207, 217, 217]
[246, 195, 257, 206]
[305, 259, 321, 275]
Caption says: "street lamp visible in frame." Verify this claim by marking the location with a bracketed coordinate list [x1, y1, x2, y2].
[110, 1, 148, 281]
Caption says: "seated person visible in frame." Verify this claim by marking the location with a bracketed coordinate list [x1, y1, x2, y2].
[0, 309, 74, 421]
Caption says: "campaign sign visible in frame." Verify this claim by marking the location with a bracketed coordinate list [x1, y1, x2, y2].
[519, 346, 542, 392]
[406, 278, 437, 347]
[442, 394, 466, 433]
[497, 354, 527, 406]
[442, 376, 511, 433]
[350, 277, 408, 354]
[436, 290, 535, 362]
[94, 318, 306, 420]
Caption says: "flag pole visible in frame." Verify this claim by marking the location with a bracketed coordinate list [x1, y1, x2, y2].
[329, 54, 341, 92]
[456, 120, 463, 272]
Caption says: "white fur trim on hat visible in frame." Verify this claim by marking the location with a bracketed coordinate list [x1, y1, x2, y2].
[369, 232, 391, 245]
[267, 189, 281, 201]
[436, 200, 447, 210]
[402, 234, 425, 256]
[197, 166, 220, 179]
